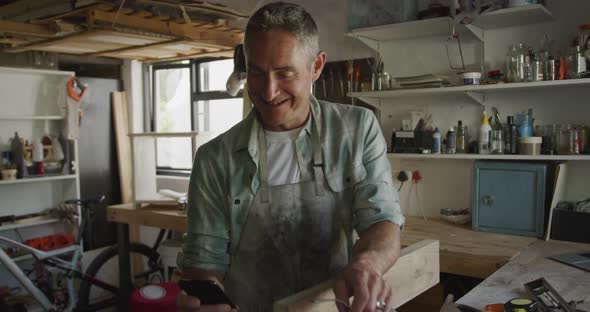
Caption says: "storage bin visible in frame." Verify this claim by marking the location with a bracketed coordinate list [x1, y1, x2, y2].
[550, 208, 590, 244]
[519, 137, 542, 155]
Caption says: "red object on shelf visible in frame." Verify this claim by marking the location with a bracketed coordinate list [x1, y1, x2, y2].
[25, 233, 74, 251]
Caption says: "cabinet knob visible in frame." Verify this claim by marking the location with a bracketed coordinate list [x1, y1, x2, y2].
[482, 194, 495, 205]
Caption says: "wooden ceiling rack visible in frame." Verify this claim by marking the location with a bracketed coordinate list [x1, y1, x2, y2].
[0, 1, 244, 62]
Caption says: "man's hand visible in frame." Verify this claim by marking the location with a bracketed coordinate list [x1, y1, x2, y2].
[176, 292, 237, 312]
[333, 261, 393, 312]
[333, 221, 401, 312]
[176, 268, 238, 312]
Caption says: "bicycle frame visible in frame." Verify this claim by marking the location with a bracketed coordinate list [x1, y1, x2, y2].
[0, 236, 117, 311]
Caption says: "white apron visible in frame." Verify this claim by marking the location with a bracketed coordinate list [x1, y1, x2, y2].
[224, 118, 354, 311]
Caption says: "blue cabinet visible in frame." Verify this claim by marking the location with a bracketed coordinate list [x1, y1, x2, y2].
[472, 161, 547, 237]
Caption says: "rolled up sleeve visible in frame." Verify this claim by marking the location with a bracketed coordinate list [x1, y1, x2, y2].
[177, 144, 231, 274]
[352, 111, 405, 233]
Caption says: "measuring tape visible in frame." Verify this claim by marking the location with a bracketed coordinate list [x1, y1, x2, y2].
[504, 298, 537, 312]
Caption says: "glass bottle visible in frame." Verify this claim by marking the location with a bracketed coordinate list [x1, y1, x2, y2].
[504, 116, 518, 154]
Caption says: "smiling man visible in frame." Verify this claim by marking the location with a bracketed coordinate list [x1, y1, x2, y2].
[177, 2, 404, 312]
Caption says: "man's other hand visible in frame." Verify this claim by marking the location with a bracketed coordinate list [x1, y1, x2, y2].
[333, 261, 392, 312]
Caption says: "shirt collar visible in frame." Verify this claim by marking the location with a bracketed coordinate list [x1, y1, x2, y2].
[233, 95, 322, 155]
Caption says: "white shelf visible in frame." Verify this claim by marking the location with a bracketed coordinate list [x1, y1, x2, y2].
[347, 17, 455, 41]
[470, 4, 553, 29]
[0, 66, 74, 76]
[387, 153, 590, 161]
[347, 5, 552, 42]
[0, 218, 59, 231]
[0, 174, 77, 186]
[349, 78, 590, 99]
[0, 115, 64, 120]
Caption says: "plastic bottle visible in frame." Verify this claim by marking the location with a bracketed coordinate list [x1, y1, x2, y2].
[456, 120, 466, 153]
[433, 128, 441, 154]
[479, 111, 492, 154]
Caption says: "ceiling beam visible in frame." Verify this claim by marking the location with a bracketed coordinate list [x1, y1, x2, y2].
[0, 20, 56, 37]
[142, 48, 233, 63]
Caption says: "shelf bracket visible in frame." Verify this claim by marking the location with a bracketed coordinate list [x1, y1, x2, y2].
[465, 24, 484, 42]
[466, 91, 485, 106]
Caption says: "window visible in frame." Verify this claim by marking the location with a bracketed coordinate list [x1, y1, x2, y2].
[150, 58, 243, 174]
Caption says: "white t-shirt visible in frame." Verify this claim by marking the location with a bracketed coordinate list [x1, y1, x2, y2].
[264, 127, 303, 186]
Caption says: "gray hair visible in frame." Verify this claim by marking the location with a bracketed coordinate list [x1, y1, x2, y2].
[244, 2, 320, 65]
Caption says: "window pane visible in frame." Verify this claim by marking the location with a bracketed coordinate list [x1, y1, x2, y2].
[199, 59, 234, 92]
[155, 67, 190, 132]
[195, 98, 243, 133]
[156, 137, 192, 169]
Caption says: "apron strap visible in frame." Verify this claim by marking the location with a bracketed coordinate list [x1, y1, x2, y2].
[311, 117, 325, 196]
[257, 127, 270, 203]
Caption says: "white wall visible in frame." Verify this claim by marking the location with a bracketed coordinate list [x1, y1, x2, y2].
[146, 0, 590, 217]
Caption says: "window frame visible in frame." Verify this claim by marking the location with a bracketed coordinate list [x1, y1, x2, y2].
[148, 57, 243, 176]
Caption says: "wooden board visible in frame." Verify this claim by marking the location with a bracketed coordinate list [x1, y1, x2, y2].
[273, 240, 440, 311]
[458, 239, 590, 311]
[112, 91, 133, 204]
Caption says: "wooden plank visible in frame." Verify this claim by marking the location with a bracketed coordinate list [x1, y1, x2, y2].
[87, 38, 183, 57]
[89, 8, 243, 48]
[141, 48, 233, 63]
[107, 204, 187, 233]
[136, 0, 249, 20]
[112, 91, 133, 204]
[0, 20, 56, 38]
[402, 216, 535, 278]
[273, 240, 440, 311]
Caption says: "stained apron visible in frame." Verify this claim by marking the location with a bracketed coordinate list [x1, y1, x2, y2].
[224, 118, 353, 311]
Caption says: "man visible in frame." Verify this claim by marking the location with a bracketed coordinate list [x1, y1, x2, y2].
[177, 2, 404, 311]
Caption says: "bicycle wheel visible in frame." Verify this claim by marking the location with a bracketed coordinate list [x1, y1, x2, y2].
[77, 243, 164, 311]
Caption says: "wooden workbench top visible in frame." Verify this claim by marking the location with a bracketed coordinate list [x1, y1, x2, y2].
[402, 216, 537, 278]
[107, 204, 537, 278]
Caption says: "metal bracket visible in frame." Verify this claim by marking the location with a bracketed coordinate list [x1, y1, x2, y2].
[465, 24, 484, 42]
[466, 91, 485, 106]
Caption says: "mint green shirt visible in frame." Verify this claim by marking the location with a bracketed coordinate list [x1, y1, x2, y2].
[178, 96, 404, 274]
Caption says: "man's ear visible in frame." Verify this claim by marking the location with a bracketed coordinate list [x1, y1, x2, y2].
[311, 51, 327, 81]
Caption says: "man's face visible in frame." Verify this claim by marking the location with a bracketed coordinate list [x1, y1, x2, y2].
[246, 30, 325, 131]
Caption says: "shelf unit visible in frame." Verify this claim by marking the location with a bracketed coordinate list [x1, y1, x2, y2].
[387, 153, 590, 161]
[0, 66, 80, 226]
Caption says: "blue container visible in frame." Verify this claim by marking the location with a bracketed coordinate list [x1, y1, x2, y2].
[516, 113, 533, 137]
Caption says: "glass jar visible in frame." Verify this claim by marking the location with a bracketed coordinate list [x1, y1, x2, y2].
[491, 130, 504, 154]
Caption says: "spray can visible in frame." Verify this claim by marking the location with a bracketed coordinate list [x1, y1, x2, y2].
[447, 127, 457, 154]
[456, 120, 466, 153]
[433, 128, 441, 154]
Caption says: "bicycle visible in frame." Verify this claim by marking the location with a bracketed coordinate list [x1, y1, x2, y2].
[0, 196, 165, 311]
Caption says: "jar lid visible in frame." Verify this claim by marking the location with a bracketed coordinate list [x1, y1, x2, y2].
[519, 136, 542, 143]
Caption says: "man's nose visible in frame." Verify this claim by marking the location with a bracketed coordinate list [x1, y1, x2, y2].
[262, 76, 280, 101]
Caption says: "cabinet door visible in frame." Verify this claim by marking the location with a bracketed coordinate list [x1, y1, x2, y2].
[472, 162, 546, 237]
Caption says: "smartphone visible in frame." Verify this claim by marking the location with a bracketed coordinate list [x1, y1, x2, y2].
[178, 280, 237, 308]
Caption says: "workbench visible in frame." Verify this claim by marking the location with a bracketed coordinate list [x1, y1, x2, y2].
[458, 239, 590, 311]
[107, 203, 536, 279]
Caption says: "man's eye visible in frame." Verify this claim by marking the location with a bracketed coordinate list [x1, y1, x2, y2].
[277, 71, 295, 79]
